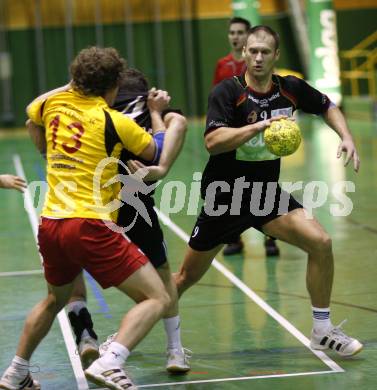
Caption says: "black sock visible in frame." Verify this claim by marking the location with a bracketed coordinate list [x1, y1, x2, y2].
[68, 308, 98, 345]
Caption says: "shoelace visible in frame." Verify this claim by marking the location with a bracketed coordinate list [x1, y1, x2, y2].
[182, 348, 193, 363]
[329, 319, 352, 343]
[29, 365, 40, 374]
[168, 347, 193, 364]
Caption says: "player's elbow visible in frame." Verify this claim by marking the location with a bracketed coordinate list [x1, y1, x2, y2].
[205, 133, 222, 155]
[176, 115, 188, 134]
[166, 113, 188, 133]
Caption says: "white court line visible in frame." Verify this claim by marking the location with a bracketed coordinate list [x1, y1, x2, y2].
[96, 369, 340, 389]
[0, 270, 43, 277]
[13, 154, 89, 390]
[138, 370, 339, 388]
[154, 207, 345, 374]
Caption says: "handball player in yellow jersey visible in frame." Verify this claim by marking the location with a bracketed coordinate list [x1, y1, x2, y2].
[0, 47, 171, 390]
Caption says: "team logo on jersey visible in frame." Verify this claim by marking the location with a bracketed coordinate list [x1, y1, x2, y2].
[271, 107, 293, 117]
[247, 110, 258, 124]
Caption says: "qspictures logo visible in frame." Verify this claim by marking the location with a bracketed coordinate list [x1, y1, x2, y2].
[26, 158, 356, 233]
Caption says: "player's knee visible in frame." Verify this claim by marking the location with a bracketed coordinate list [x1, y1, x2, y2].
[45, 294, 66, 314]
[156, 289, 172, 314]
[312, 232, 332, 253]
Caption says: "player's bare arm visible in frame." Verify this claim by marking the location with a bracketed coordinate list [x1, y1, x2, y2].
[148, 88, 171, 134]
[205, 115, 287, 155]
[158, 112, 187, 171]
[127, 112, 188, 181]
[322, 105, 360, 172]
[26, 119, 46, 157]
[135, 89, 171, 165]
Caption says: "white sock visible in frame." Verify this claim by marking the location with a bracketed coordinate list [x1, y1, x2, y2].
[11, 356, 29, 376]
[66, 300, 87, 315]
[312, 306, 332, 335]
[163, 315, 182, 351]
[97, 342, 130, 368]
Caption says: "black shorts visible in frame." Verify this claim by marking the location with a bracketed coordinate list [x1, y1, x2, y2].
[117, 195, 167, 268]
[189, 184, 302, 251]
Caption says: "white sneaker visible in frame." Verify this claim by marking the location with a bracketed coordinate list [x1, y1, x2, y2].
[166, 348, 192, 373]
[79, 336, 100, 369]
[310, 320, 363, 357]
[0, 366, 40, 390]
[99, 333, 118, 357]
[85, 359, 137, 390]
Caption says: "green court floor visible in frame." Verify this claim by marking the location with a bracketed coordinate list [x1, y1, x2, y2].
[0, 115, 376, 389]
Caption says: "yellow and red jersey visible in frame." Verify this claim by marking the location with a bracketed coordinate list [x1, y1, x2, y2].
[27, 88, 152, 221]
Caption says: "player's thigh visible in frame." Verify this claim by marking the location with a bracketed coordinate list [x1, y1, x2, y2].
[261, 208, 330, 252]
[116, 262, 168, 304]
[47, 277, 77, 311]
[70, 272, 86, 298]
[156, 261, 172, 286]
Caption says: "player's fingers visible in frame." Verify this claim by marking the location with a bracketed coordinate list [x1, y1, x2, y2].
[337, 143, 343, 158]
[126, 160, 138, 173]
[353, 152, 360, 172]
[270, 115, 286, 122]
[15, 177, 27, 187]
[132, 160, 147, 170]
[344, 149, 353, 166]
[15, 185, 25, 193]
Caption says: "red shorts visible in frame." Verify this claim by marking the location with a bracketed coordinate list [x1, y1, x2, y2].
[38, 217, 149, 288]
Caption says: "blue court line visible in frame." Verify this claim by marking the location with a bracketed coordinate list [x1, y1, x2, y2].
[34, 162, 112, 319]
[83, 271, 112, 319]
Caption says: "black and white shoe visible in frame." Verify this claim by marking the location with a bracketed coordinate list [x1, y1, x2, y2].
[0, 367, 40, 390]
[310, 320, 363, 357]
[85, 360, 137, 389]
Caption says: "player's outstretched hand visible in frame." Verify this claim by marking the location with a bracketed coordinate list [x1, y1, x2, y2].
[337, 138, 360, 172]
[0, 174, 27, 192]
[148, 88, 171, 113]
[127, 160, 167, 181]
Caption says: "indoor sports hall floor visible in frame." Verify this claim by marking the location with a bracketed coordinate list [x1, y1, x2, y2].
[0, 114, 376, 389]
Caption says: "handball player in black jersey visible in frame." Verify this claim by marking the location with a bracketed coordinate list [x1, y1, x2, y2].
[66, 68, 190, 373]
[175, 25, 362, 357]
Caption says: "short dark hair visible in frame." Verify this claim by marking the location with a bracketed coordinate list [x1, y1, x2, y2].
[70, 46, 126, 96]
[120, 68, 149, 93]
[229, 17, 251, 31]
[247, 25, 280, 50]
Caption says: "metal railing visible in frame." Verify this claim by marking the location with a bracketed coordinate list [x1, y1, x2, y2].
[340, 30, 377, 97]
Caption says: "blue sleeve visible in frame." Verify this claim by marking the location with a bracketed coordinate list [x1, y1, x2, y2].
[152, 131, 165, 164]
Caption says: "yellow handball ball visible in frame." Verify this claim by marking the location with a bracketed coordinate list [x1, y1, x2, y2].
[264, 119, 302, 157]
